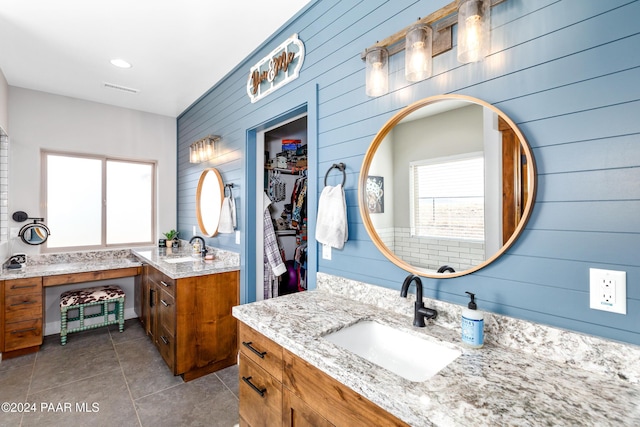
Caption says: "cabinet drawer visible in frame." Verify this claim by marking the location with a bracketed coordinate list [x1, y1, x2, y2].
[4, 318, 42, 351]
[156, 323, 175, 370]
[239, 353, 282, 427]
[148, 267, 175, 297]
[157, 289, 175, 333]
[239, 323, 283, 382]
[5, 293, 42, 322]
[5, 278, 42, 296]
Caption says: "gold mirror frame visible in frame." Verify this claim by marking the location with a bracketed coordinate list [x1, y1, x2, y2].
[196, 168, 224, 237]
[358, 94, 537, 278]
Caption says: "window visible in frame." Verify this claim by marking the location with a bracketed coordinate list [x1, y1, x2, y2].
[43, 152, 155, 250]
[410, 153, 484, 240]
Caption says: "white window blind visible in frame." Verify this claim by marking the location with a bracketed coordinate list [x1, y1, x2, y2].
[410, 153, 484, 240]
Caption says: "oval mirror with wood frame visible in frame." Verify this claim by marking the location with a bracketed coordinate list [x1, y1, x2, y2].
[196, 168, 224, 237]
[359, 94, 536, 278]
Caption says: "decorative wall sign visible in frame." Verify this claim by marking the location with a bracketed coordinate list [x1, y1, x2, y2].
[247, 34, 305, 103]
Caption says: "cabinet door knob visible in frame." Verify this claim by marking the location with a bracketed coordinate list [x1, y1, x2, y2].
[242, 341, 267, 358]
[160, 281, 170, 287]
[242, 376, 266, 398]
[160, 299, 170, 307]
[160, 336, 169, 345]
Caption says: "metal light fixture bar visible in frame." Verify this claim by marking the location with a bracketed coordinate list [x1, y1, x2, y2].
[360, 0, 506, 61]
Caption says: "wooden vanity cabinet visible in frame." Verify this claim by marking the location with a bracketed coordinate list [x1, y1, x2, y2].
[239, 322, 405, 427]
[2, 278, 43, 357]
[283, 350, 408, 427]
[238, 323, 333, 426]
[142, 264, 239, 381]
[239, 322, 284, 427]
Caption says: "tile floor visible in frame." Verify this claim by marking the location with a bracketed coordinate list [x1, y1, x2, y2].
[0, 319, 240, 427]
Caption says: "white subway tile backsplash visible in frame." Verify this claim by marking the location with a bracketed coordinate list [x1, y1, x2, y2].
[388, 228, 485, 273]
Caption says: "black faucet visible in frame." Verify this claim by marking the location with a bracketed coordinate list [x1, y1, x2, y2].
[400, 274, 438, 327]
[437, 265, 456, 273]
[188, 235, 208, 257]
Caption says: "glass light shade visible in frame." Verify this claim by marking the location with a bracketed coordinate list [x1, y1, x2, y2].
[190, 144, 200, 163]
[405, 24, 433, 82]
[457, 0, 490, 63]
[202, 138, 213, 160]
[366, 47, 389, 97]
[198, 140, 207, 162]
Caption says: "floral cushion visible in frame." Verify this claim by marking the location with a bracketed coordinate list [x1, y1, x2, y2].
[60, 285, 125, 308]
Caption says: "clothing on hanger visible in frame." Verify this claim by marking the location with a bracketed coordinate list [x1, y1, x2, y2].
[263, 192, 285, 299]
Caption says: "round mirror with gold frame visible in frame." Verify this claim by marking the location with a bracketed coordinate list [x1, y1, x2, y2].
[359, 94, 536, 278]
[196, 168, 224, 237]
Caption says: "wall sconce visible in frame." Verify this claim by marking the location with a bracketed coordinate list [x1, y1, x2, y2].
[365, 47, 389, 97]
[189, 135, 220, 164]
[361, 0, 504, 96]
[405, 24, 433, 82]
[457, 0, 491, 63]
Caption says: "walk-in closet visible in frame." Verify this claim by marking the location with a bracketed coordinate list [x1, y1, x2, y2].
[260, 115, 308, 300]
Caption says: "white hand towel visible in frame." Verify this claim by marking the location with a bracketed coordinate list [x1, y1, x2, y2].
[315, 184, 348, 249]
[218, 196, 236, 233]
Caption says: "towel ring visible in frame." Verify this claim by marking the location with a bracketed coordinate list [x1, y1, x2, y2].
[324, 163, 346, 187]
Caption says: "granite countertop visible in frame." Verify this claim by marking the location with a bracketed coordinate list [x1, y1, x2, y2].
[232, 288, 640, 426]
[0, 250, 142, 281]
[131, 246, 240, 279]
[0, 245, 240, 281]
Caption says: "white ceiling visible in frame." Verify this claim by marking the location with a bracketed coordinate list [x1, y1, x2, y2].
[0, 0, 311, 117]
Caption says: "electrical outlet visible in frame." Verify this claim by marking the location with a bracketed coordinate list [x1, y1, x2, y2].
[322, 244, 332, 260]
[192, 225, 196, 235]
[235, 230, 240, 245]
[589, 268, 626, 314]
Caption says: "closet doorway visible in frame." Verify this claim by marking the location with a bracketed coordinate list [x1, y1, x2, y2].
[255, 113, 308, 301]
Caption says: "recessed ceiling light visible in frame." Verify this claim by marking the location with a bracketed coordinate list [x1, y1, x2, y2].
[110, 59, 132, 69]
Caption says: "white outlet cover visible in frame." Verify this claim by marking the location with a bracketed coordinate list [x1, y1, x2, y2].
[589, 268, 626, 314]
[322, 244, 331, 260]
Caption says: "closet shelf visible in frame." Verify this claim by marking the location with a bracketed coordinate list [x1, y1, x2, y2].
[276, 230, 297, 236]
[265, 166, 307, 174]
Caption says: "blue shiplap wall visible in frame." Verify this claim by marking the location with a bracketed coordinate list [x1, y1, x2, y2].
[177, 0, 640, 346]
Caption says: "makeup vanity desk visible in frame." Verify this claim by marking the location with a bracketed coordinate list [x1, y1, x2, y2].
[0, 252, 143, 359]
[0, 248, 240, 382]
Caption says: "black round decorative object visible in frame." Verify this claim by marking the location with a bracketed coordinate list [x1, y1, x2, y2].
[12, 211, 29, 222]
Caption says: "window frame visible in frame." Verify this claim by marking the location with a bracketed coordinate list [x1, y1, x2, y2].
[41, 150, 157, 252]
[409, 151, 484, 241]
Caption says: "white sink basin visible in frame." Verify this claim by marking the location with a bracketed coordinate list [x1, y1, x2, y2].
[323, 321, 461, 382]
[163, 256, 197, 264]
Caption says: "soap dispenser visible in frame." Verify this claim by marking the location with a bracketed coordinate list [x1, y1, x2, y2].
[461, 291, 484, 348]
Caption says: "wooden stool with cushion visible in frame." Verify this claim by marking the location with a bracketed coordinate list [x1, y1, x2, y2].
[59, 285, 125, 345]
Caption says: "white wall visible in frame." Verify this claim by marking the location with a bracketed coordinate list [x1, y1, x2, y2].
[0, 68, 7, 132]
[391, 104, 483, 228]
[7, 87, 177, 256]
[6, 87, 176, 336]
[0, 69, 9, 262]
